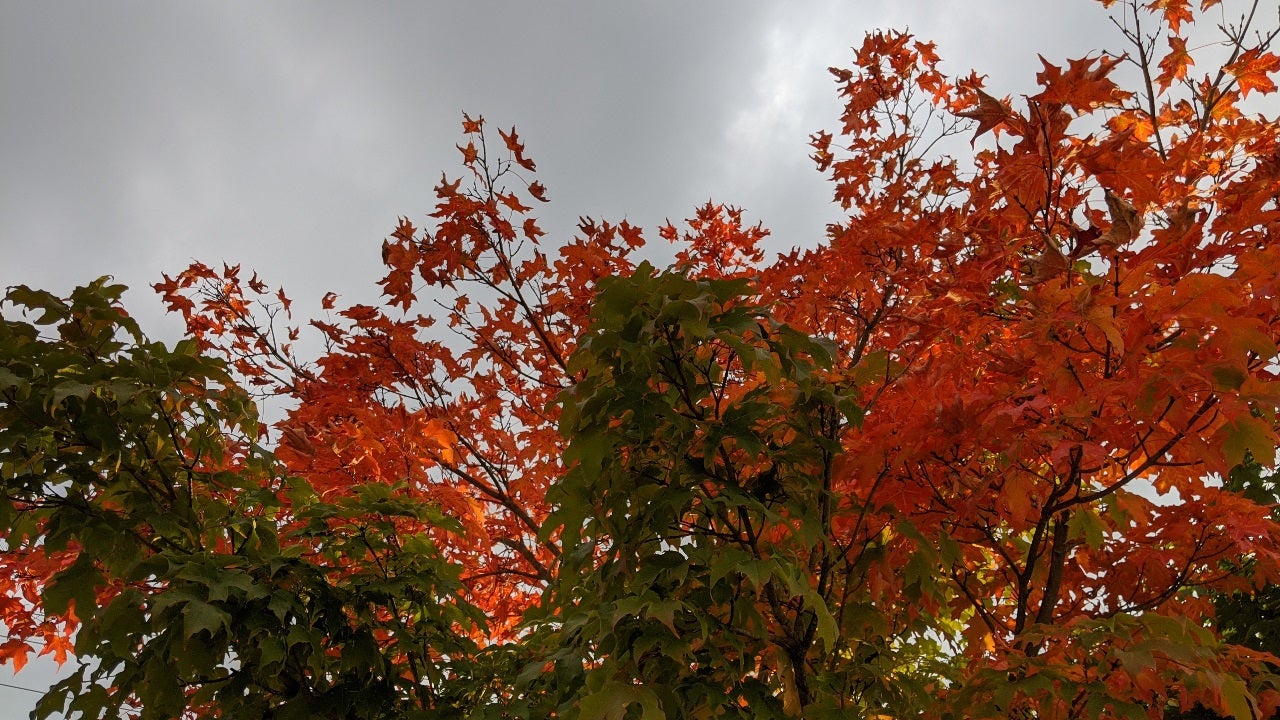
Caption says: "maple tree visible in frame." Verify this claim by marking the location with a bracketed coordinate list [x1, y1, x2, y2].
[3, 0, 1280, 718]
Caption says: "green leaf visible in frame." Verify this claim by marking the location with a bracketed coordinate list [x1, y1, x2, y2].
[1068, 507, 1108, 550]
[1221, 415, 1274, 467]
[183, 599, 232, 638]
[1221, 675, 1254, 720]
[50, 380, 95, 408]
[5, 285, 69, 324]
[798, 586, 838, 647]
[43, 553, 103, 617]
[1210, 363, 1248, 391]
[0, 365, 24, 389]
[646, 598, 684, 633]
[578, 681, 665, 720]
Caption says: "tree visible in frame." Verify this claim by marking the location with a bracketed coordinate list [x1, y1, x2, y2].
[1171, 459, 1280, 720]
[3, 0, 1280, 718]
[0, 279, 491, 719]
[1216, 461, 1280, 658]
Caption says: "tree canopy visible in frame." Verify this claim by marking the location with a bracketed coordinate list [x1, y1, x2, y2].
[3, 0, 1280, 718]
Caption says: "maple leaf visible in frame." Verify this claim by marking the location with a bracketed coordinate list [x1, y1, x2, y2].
[1226, 48, 1280, 98]
[1150, 0, 1194, 34]
[1155, 35, 1194, 91]
[458, 141, 478, 165]
[1034, 54, 1127, 110]
[248, 272, 267, 294]
[0, 639, 30, 674]
[522, 217, 545, 240]
[1102, 188, 1144, 248]
[528, 181, 548, 202]
[956, 89, 1011, 143]
[1026, 236, 1070, 284]
[914, 40, 940, 66]
[499, 126, 537, 171]
[497, 192, 531, 213]
[1108, 111, 1155, 141]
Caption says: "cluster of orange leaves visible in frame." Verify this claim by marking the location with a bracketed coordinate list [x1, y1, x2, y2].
[767, 5, 1280, 713]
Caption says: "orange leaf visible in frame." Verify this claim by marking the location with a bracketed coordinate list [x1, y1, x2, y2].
[1151, 0, 1193, 34]
[499, 126, 537, 171]
[458, 141, 478, 165]
[497, 192, 531, 214]
[41, 634, 74, 667]
[1155, 35, 1193, 90]
[0, 639, 30, 674]
[1226, 48, 1280, 98]
[1108, 111, 1155, 142]
[522, 218, 545, 240]
[956, 89, 1011, 143]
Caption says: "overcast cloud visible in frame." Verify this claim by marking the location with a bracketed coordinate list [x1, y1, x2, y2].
[3, 1, 1115, 715]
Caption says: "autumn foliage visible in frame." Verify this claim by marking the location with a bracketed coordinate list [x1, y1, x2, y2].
[3, 0, 1280, 718]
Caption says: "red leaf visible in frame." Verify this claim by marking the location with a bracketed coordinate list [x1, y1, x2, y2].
[248, 272, 267, 294]
[528, 181, 548, 202]
[498, 126, 537, 171]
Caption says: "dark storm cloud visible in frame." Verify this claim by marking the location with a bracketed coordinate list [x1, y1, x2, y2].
[1, 1, 1116, 334]
[0, 2, 1119, 715]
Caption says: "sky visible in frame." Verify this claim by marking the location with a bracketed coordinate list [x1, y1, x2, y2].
[2, 1, 1119, 716]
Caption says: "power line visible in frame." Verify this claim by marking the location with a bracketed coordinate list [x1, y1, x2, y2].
[0, 679, 45, 695]
[0, 632, 60, 697]
[0, 633, 46, 646]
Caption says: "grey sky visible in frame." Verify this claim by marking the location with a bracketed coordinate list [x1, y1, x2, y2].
[2, 1, 1112, 715]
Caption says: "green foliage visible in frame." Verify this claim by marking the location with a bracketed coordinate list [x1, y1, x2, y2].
[535, 265, 899, 719]
[1, 280, 491, 719]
